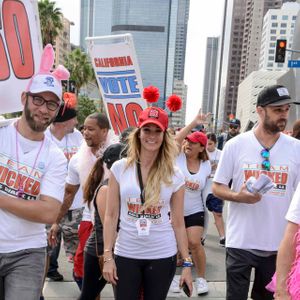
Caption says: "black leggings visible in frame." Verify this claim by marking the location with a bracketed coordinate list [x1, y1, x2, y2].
[114, 254, 177, 300]
[78, 252, 107, 300]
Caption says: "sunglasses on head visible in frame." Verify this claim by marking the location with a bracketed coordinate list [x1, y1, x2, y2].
[261, 148, 271, 171]
[229, 124, 239, 129]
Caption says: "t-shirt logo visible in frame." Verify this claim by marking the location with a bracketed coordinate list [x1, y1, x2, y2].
[148, 109, 159, 119]
[44, 76, 55, 87]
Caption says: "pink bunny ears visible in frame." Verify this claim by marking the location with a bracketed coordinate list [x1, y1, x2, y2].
[26, 44, 70, 100]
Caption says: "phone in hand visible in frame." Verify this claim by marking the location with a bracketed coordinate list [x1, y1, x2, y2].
[182, 282, 191, 297]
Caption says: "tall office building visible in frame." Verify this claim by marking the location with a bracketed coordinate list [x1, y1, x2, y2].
[201, 37, 219, 114]
[54, 16, 73, 67]
[259, 2, 300, 70]
[80, 0, 190, 111]
[216, 0, 288, 128]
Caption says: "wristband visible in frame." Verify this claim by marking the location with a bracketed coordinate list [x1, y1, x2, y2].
[182, 257, 193, 267]
[104, 249, 112, 253]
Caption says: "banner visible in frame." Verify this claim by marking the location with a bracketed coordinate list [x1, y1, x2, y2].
[0, 0, 42, 114]
[86, 34, 147, 135]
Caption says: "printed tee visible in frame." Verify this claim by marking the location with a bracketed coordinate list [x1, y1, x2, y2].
[112, 158, 185, 259]
[0, 123, 67, 252]
[213, 130, 300, 250]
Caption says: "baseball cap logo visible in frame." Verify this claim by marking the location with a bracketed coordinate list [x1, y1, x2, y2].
[148, 108, 159, 119]
[277, 87, 289, 97]
[44, 76, 55, 87]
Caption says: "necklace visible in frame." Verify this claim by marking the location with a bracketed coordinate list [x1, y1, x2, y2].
[15, 121, 44, 198]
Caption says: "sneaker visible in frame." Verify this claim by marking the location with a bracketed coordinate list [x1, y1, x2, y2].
[47, 270, 64, 281]
[219, 237, 226, 247]
[196, 277, 209, 295]
[169, 275, 181, 293]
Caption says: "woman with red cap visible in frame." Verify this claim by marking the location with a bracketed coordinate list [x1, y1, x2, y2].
[102, 106, 193, 299]
[171, 112, 211, 295]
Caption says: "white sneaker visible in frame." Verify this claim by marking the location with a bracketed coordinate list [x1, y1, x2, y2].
[169, 275, 181, 293]
[196, 277, 209, 295]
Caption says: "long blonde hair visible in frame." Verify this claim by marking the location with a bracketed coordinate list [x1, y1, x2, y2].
[126, 128, 178, 209]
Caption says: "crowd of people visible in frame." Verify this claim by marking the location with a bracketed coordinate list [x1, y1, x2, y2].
[1, 44, 300, 300]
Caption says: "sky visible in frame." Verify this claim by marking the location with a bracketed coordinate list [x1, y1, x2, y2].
[55, 0, 224, 123]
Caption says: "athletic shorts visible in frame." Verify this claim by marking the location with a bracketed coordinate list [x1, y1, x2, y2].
[184, 211, 204, 228]
[206, 193, 224, 213]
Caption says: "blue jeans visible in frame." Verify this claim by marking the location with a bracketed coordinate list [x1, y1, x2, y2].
[0, 247, 46, 300]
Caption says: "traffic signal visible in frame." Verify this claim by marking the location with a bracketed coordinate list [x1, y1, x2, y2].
[275, 39, 287, 63]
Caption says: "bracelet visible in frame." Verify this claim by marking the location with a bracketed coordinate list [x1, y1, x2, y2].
[104, 257, 114, 263]
[182, 261, 193, 267]
[182, 257, 193, 267]
[104, 249, 112, 253]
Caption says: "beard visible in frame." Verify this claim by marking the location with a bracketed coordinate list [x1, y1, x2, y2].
[263, 114, 287, 134]
[24, 100, 56, 132]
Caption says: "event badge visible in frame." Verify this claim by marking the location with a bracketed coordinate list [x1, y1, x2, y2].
[136, 217, 151, 236]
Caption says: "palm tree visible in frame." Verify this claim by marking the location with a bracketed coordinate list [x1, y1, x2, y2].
[65, 48, 95, 95]
[38, 0, 63, 46]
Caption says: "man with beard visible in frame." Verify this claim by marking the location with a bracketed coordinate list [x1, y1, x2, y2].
[0, 67, 68, 299]
[45, 94, 83, 282]
[217, 118, 241, 150]
[49, 112, 118, 289]
[212, 85, 300, 300]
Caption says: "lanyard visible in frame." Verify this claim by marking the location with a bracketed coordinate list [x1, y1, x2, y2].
[136, 162, 145, 206]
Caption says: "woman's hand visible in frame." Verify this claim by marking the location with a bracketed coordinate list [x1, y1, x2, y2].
[102, 258, 118, 285]
[193, 110, 212, 126]
[179, 267, 193, 296]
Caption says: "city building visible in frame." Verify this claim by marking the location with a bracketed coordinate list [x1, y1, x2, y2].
[170, 79, 187, 128]
[215, 0, 289, 130]
[54, 16, 74, 67]
[201, 37, 219, 114]
[259, 2, 300, 70]
[236, 69, 288, 131]
[80, 0, 189, 113]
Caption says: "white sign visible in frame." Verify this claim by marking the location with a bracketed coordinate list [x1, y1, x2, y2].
[0, 0, 42, 114]
[86, 34, 147, 135]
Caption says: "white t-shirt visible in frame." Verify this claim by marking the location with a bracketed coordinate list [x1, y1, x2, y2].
[45, 128, 83, 161]
[213, 130, 300, 251]
[46, 128, 83, 210]
[206, 148, 222, 195]
[286, 181, 300, 225]
[176, 153, 211, 216]
[112, 158, 185, 259]
[67, 153, 92, 221]
[0, 123, 67, 253]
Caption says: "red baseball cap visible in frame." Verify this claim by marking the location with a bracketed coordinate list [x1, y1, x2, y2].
[186, 131, 208, 146]
[138, 107, 169, 131]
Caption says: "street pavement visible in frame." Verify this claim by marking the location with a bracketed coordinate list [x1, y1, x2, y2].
[43, 205, 252, 299]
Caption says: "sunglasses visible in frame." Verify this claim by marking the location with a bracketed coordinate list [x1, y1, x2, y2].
[229, 124, 239, 129]
[261, 148, 271, 171]
[27, 93, 60, 111]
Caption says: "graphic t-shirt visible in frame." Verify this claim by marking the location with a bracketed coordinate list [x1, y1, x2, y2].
[176, 153, 211, 216]
[45, 128, 83, 210]
[111, 158, 185, 259]
[286, 181, 300, 225]
[213, 130, 300, 250]
[0, 123, 67, 253]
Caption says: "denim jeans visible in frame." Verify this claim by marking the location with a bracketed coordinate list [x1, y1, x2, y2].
[0, 247, 46, 300]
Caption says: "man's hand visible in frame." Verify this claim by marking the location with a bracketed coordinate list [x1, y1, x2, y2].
[234, 184, 262, 204]
[48, 223, 60, 247]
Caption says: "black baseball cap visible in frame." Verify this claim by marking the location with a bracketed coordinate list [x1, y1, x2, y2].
[229, 118, 240, 126]
[256, 85, 300, 107]
[103, 143, 125, 169]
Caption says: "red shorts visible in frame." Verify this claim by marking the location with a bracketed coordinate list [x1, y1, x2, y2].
[73, 220, 93, 278]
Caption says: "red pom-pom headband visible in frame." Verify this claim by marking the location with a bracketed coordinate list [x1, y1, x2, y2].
[143, 85, 182, 113]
